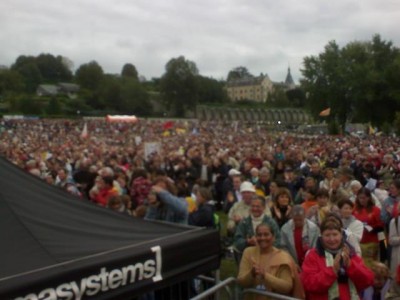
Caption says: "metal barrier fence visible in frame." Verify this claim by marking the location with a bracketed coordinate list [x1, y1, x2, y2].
[190, 276, 302, 300]
[190, 277, 238, 300]
[242, 288, 301, 300]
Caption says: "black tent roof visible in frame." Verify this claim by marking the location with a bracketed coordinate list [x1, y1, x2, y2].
[0, 157, 220, 299]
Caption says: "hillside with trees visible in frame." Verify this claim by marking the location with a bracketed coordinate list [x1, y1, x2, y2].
[1, 34, 400, 130]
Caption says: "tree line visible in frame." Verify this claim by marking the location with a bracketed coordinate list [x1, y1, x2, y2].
[0, 54, 229, 117]
[301, 34, 400, 131]
[0, 34, 399, 127]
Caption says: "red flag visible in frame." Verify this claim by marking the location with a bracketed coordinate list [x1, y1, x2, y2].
[162, 121, 174, 130]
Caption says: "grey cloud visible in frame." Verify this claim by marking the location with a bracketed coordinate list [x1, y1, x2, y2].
[1, 0, 399, 83]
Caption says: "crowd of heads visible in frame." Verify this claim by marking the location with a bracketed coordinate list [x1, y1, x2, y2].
[3, 118, 400, 296]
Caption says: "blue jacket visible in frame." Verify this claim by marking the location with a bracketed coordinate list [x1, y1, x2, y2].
[189, 203, 215, 228]
[145, 191, 188, 224]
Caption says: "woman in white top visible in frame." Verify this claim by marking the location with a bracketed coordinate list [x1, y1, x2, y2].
[338, 199, 363, 256]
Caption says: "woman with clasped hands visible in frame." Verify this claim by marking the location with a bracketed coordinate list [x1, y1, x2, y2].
[237, 223, 305, 300]
[301, 217, 374, 300]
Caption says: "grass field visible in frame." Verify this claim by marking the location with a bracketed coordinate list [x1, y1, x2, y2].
[216, 211, 238, 280]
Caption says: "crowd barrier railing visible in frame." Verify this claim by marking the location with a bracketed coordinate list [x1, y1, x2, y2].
[243, 288, 301, 300]
[190, 276, 302, 300]
[190, 277, 238, 300]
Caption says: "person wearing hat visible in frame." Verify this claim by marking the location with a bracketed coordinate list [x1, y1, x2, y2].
[227, 181, 270, 236]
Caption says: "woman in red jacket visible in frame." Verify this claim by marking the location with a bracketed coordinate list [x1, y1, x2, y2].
[301, 217, 374, 300]
[353, 187, 385, 267]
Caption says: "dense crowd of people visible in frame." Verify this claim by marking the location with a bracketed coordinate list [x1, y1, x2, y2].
[2, 118, 400, 299]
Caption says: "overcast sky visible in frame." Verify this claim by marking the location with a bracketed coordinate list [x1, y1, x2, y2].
[1, 0, 399, 83]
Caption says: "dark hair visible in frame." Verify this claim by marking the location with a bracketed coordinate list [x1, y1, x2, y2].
[197, 187, 212, 202]
[252, 195, 266, 206]
[130, 168, 148, 181]
[305, 187, 318, 199]
[316, 188, 329, 199]
[275, 188, 292, 205]
[153, 176, 177, 195]
[255, 223, 274, 236]
[102, 176, 114, 186]
[355, 187, 374, 213]
[337, 198, 354, 209]
[392, 179, 400, 190]
[304, 176, 316, 184]
[108, 196, 123, 207]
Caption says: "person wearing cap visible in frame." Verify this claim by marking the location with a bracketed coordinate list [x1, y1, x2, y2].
[227, 181, 270, 236]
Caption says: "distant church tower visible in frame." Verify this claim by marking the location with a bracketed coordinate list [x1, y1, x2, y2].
[284, 67, 296, 90]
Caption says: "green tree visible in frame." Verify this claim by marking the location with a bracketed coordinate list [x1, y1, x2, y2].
[267, 86, 290, 108]
[11, 55, 36, 70]
[19, 97, 42, 115]
[0, 69, 25, 95]
[394, 112, 400, 135]
[301, 35, 400, 129]
[121, 63, 139, 80]
[75, 61, 104, 90]
[227, 66, 253, 81]
[11, 56, 42, 93]
[286, 88, 306, 107]
[120, 78, 152, 115]
[363, 35, 400, 127]
[197, 76, 228, 104]
[99, 75, 123, 111]
[64, 97, 91, 115]
[36, 53, 73, 82]
[45, 97, 62, 115]
[160, 56, 199, 117]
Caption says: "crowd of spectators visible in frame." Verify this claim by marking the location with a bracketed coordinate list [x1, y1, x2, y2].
[2, 118, 400, 299]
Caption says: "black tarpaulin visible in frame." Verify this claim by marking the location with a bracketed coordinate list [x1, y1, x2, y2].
[0, 157, 220, 299]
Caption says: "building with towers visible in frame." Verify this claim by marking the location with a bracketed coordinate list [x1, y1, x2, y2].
[225, 68, 297, 103]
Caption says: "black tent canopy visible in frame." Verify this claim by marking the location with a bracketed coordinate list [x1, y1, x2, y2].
[0, 158, 220, 299]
